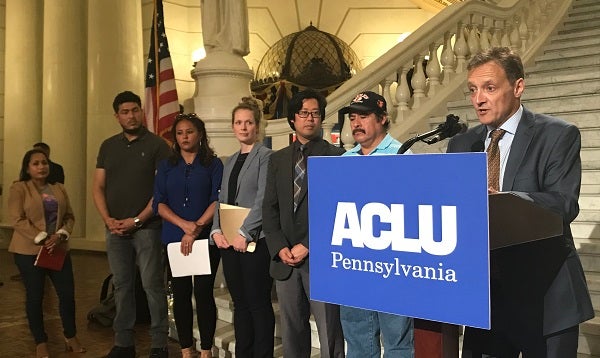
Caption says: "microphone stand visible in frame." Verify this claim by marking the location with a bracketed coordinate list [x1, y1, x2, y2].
[398, 114, 460, 154]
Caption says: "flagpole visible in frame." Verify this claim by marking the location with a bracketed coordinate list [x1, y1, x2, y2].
[153, 0, 160, 131]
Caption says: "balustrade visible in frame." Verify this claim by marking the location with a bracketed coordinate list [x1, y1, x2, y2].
[263, 0, 574, 150]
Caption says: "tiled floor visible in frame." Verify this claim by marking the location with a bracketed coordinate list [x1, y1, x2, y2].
[1, 248, 467, 358]
[0, 249, 182, 358]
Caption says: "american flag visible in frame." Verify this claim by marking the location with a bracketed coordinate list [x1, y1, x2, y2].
[145, 0, 179, 143]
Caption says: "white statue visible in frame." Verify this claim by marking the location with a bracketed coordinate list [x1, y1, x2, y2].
[201, 0, 250, 56]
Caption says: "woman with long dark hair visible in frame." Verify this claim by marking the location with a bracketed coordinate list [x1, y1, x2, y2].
[210, 97, 275, 358]
[153, 113, 223, 358]
[8, 149, 85, 358]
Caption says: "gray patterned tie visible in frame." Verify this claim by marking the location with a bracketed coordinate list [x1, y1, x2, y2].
[487, 129, 506, 191]
[293, 144, 306, 212]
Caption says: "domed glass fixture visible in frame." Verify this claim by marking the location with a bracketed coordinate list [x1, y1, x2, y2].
[252, 24, 362, 119]
[252, 24, 361, 89]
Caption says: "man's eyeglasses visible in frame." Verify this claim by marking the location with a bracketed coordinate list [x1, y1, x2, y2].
[297, 110, 321, 119]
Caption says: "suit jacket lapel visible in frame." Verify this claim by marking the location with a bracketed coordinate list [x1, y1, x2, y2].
[222, 151, 237, 201]
[473, 126, 488, 152]
[25, 181, 46, 230]
[296, 139, 327, 208]
[503, 108, 535, 191]
[281, 145, 295, 215]
[236, 143, 260, 196]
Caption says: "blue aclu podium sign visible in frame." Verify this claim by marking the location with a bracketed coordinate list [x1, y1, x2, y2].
[308, 153, 490, 329]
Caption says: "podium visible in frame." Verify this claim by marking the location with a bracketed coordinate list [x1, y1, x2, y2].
[414, 192, 564, 358]
[307, 154, 570, 358]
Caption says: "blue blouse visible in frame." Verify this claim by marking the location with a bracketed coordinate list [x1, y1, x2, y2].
[153, 155, 224, 244]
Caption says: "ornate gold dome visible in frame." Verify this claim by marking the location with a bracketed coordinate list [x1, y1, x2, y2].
[251, 25, 362, 90]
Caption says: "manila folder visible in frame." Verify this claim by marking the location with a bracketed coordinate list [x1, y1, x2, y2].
[219, 203, 255, 252]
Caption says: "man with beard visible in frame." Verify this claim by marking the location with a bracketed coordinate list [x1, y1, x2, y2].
[93, 91, 171, 358]
[338, 91, 414, 358]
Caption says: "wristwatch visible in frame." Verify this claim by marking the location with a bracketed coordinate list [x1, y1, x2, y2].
[133, 217, 142, 228]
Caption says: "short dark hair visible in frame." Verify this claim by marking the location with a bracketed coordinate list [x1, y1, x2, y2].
[33, 142, 50, 151]
[112, 91, 142, 113]
[468, 47, 524, 84]
[19, 149, 49, 182]
[32, 142, 51, 157]
[33, 142, 50, 149]
[287, 89, 327, 130]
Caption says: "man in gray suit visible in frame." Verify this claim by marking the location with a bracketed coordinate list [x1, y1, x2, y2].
[263, 89, 345, 358]
[447, 47, 593, 357]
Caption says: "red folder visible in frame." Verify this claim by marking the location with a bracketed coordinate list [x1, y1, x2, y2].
[34, 245, 67, 271]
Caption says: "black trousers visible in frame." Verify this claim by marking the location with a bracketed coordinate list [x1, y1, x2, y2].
[168, 244, 220, 350]
[462, 325, 579, 358]
[462, 277, 579, 358]
[221, 239, 275, 358]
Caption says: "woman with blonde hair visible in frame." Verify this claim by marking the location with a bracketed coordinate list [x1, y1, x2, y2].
[211, 97, 275, 358]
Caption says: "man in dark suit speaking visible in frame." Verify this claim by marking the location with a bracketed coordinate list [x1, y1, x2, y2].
[447, 47, 593, 357]
[263, 89, 345, 358]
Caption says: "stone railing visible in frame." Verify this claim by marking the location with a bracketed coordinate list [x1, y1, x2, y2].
[264, 0, 574, 150]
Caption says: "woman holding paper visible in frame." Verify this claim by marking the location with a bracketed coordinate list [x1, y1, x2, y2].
[210, 97, 275, 358]
[153, 113, 223, 358]
[8, 148, 84, 358]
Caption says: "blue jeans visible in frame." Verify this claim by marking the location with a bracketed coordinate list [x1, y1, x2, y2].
[341, 306, 414, 358]
[106, 229, 168, 348]
[14, 252, 77, 344]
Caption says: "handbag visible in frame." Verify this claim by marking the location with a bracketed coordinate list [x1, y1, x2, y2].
[34, 245, 67, 271]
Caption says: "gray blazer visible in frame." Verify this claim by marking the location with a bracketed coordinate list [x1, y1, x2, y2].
[447, 107, 594, 335]
[211, 142, 273, 242]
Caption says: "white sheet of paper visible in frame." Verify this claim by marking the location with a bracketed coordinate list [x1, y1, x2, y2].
[167, 240, 211, 277]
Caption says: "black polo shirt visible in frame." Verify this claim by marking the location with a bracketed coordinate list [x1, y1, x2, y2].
[96, 127, 171, 227]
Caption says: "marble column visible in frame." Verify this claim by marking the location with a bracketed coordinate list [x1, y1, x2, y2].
[42, 0, 86, 239]
[190, 52, 253, 156]
[2, 0, 43, 222]
[189, 0, 253, 156]
[86, 0, 144, 249]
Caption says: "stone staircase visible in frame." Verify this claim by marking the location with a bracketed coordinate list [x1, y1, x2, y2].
[177, 287, 321, 357]
[512, 2, 600, 354]
[437, 0, 600, 355]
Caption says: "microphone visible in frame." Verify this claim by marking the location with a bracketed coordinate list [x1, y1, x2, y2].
[423, 121, 467, 145]
[398, 114, 466, 154]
